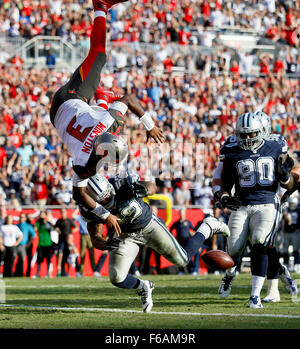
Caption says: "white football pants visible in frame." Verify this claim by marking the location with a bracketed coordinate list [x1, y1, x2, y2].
[227, 200, 281, 257]
[109, 215, 189, 284]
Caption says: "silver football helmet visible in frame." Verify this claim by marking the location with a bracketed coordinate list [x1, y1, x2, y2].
[86, 174, 115, 209]
[93, 133, 128, 167]
[236, 112, 263, 151]
[254, 111, 271, 139]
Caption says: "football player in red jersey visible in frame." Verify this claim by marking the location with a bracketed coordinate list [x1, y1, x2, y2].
[50, 0, 165, 235]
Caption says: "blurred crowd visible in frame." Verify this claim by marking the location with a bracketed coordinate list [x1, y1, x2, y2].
[0, 0, 299, 47]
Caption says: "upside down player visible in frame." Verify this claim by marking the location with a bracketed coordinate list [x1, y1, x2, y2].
[215, 112, 298, 308]
[213, 111, 298, 302]
[79, 172, 230, 313]
[49, 0, 165, 236]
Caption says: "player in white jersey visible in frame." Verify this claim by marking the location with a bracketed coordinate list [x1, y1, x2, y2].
[49, 0, 165, 235]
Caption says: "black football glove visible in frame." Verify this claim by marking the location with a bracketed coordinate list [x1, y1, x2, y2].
[278, 154, 294, 183]
[213, 191, 223, 209]
[132, 181, 149, 198]
[220, 195, 241, 211]
[106, 237, 121, 251]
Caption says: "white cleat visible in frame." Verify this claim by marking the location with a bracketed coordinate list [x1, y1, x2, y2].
[279, 265, 298, 296]
[262, 290, 280, 303]
[203, 216, 230, 238]
[137, 280, 154, 313]
[249, 296, 263, 308]
[218, 272, 236, 298]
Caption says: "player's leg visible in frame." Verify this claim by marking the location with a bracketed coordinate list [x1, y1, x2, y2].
[292, 232, 300, 272]
[50, 1, 127, 123]
[108, 238, 154, 313]
[146, 215, 229, 269]
[87, 243, 96, 274]
[79, 235, 87, 276]
[263, 200, 282, 303]
[263, 246, 281, 302]
[218, 208, 249, 298]
[249, 204, 278, 308]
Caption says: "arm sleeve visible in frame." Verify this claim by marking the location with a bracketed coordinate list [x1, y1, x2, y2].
[73, 173, 89, 188]
[213, 162, 224, 180]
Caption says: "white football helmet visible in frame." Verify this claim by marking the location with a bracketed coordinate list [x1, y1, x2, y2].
[93, 133, 128, 167]
[254, 111, 271, 139]
[288, 196, 298, 210]
[236, 112, 263, 151]
[86, 174, 115, 209]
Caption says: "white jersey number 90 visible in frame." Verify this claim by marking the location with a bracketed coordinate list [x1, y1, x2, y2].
[236, 157, 275, 187]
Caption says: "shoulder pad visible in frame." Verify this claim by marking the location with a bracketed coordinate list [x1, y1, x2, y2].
[220, 142, 239, 160]
[265, 137, 288, 154]
[224, 135, 237, 146]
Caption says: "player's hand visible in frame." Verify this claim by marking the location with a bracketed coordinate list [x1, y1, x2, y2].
[213, 191, 223, 209]
[146, 127, 165, 144]
[132, 181, 149, 198]
[105, 214, 121, 236]
[220, 195, 241, 211]
[105, 237, 121, 251]
[278, 154, 294, 183]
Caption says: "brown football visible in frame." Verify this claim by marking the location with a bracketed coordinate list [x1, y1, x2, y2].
[202, 250, 234, 271]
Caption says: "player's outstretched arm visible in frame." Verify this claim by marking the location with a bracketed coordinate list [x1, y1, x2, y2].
[118, 94, 165, 144]
[73, 185, 121, 236]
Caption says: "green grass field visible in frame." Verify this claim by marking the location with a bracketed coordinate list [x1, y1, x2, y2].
[0, 273, 300, 329]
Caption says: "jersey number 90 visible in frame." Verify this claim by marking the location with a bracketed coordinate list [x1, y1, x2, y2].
[236, 157, 275, 187]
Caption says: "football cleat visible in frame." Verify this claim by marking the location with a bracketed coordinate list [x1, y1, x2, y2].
[137, 280, 154, 313]
[279, 264, 298, 296]
[262, 290, 280, 303]
[218, 272, 236, 298]
[93, 0, 128, 12]
[94, 86, 122, 109]
[203, 216, 231, 238]
[249, 296, 263, 308]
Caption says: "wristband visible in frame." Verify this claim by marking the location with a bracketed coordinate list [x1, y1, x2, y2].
[91, 203, 110, 220]
[280, 175, 291, 185]
[140, 112, 155, 131]
[220, 193, 230, 200]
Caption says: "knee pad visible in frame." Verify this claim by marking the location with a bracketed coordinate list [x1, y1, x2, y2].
[109, 266, 126, 285]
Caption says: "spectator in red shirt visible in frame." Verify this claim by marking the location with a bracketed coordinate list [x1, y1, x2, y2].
[230, 60, 240, 77]
[32, 172, 49, 206]
[273, 57, 285, 75]
[201, 0, 210, 17]
[163, 56, 174, 71]
[259, 54, 270, 75]
[8, 126, 22, 148]
[0, 147, 7, 169]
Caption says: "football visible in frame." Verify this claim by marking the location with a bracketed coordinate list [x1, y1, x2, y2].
[202, 250, 234, 271]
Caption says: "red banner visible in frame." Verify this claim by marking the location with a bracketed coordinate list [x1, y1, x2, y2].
[7, 208, 207, 277]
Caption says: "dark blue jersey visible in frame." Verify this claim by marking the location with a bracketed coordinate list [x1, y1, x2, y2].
[107, 175, 153, 233]
[220, 138, 288, 205]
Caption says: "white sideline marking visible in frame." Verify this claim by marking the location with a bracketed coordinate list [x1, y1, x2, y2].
[1, 304, 300, 319]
